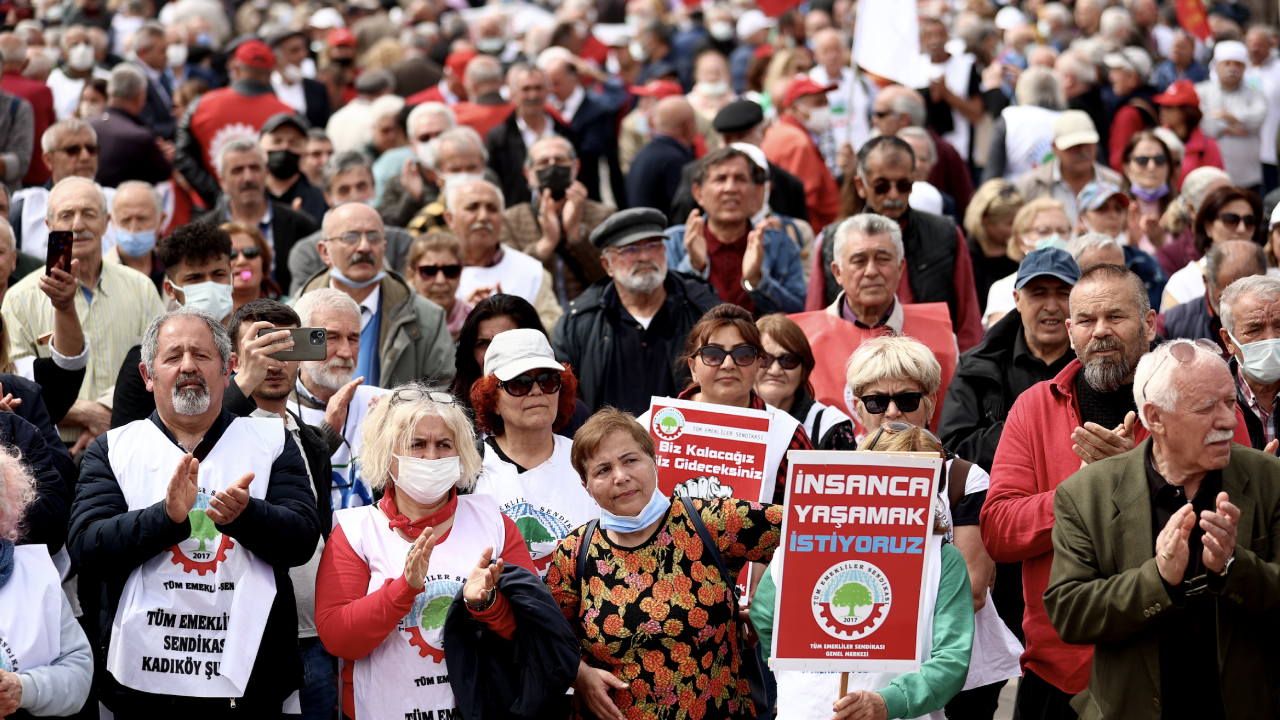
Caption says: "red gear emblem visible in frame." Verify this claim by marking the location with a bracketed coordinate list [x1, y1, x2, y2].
[818, 602, 887, 637]
[168, 535, 234, 575]
[405, 627, 446, 663]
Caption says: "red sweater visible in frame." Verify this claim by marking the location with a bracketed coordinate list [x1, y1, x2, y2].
[315, 508, 535, 719]
[982, 359, 1251, 693]
[1108, 105, 1148, 172]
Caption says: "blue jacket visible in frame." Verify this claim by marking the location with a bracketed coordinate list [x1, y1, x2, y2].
[626, 135, 693, 218]
[1123, 245, 1167, 312]
[665, 224, 806, 314]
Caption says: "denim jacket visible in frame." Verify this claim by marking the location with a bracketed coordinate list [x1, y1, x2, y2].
[664, 224, 807, 314]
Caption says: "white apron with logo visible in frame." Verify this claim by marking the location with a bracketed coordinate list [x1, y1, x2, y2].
[0, 545, 61, 674]
[474, 435, 599, 578]
[456, 246, 544, 308]
[338, 494, 507, 719]
[105, 417, 283, 697]
[1000, 106, 1063, 179]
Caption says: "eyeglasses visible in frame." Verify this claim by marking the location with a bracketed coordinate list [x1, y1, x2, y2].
[761, 352, 803, 370]
[859, 392, 924, 414]
[863, 421, 942, 451]
[230, 247, 261, 260]
[696, 345, 760, 367]
[325, 231, 387, 246]
[416, 264, 462, 280]
[1217, 213, 1258, 230]
[498, 370, 563, 397]
[388, 388, 455, 406]
[56, 144, 98, 156]
[870, 178, 913, 195]
[607, 239, 666, 260]
[1132, 155, 1169, 167]
[1140, 338, 1219, 400]
[872, 109, 893, 119]
[414, 132, 441, 144]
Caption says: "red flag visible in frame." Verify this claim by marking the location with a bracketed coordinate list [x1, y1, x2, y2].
[1176, 0, 1212, 42]
[758, 0, 802, 18]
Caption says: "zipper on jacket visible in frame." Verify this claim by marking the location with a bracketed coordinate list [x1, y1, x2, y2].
[230, 698, 236, 709]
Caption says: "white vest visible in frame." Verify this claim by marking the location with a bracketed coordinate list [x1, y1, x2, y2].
[296, 384, 382, 510]
[803, 401, 852, 449]
[474, 435, 600, 578]
[336, 495, 508, 720]
[0, 545, 61, 674]
[999, 106, 1063, 180]
[104, 417, 284, 697]
[456, 246, 545, 309]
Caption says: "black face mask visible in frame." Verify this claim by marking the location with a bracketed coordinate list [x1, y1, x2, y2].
[266, 149, 301, 180]
[536, 165, 573, 200]
[332, 56, 355, 68]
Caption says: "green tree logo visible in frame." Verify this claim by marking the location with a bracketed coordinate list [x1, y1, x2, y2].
[188, 510, 219, 553]
[832, 582, 873, 616]
[660, 416, 679, 433]
[516, 516, 555, 554]
[420, 596, 453, 630]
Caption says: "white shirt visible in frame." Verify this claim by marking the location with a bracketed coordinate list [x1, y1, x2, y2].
[328, 279, 381, 332]
[556, 84, 585, 123]
[1246, 56, 1280, 165]
[46, 66, 112, 120]
[515, 112, 557, 153]
[271, 72, 308, 116]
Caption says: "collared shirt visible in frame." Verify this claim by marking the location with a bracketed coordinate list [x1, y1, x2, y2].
[329, 279, 381, 333]
[1007, 328, 1075, 400]
[2, 260, 167, 442]
[226, 201, 275, 269]
[1237, 364, 1278, 446]
[703, 225, 753, 314]
[515, 112, 557, 152]
[841, 296, 894, 330]
[557, 84, 585, 123]
[599, 282, 676, 416]
[138, 60, 172, 108]
[271, 72, 307, 115]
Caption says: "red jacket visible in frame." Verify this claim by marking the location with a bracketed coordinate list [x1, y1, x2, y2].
[1108, 104, 1148, 172]
[761, 115, 840, 233]
[1, 71, 55, 185]
[406, 83, 449, 106]
[982, 358, 1252, 694]
[454, 100, 515, 142]
[1177, 125, 1225, 188]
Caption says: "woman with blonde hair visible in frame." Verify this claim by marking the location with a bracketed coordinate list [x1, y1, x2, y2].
[963, 179, 1024, 315]
[982, 197, 1074, 326]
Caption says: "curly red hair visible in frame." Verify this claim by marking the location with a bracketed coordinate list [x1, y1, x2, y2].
[470, 364, 579, 436]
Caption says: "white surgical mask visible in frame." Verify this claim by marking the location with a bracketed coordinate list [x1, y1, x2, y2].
[166, 43, 188, 67]
[170, 280, 234, 321]
[709, 21, 734, 41]
[629, 39, 649, 62]
[1230, 332, 1280, 385]
[394, 455, 460, 505]
[279, 62, 303, 84]
[636, 112, 651, 137]
[696, 80, 729, 97]
[802, 105, 832, 134]
[68, 43, 95, 71]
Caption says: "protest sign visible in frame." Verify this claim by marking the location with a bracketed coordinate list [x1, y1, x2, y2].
[770, 450, 942, 673]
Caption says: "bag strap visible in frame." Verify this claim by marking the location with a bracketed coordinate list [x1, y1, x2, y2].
[947, 458, 971, 514]
[679, 495, 739, 606]
[576, 518, 600, 604]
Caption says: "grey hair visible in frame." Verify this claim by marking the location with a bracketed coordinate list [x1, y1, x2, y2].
[114, 180, 164, 217]
[131, 22, 166, 52]
[215, 137, 264, 178]
[419, 126, 487, 170]
[107, 62, 147, 99]
[0, 443, 36, 542]
[294, 287, 361, 328]
[1220, 275, 1280, 337]
[141, 305, 233, 379]
[354, 69, 396, 96]
[889, 91, 926, 128]
[467, 55, 505, 86]
[1066, 232, 1121, 264]
[1043, 2, 1070, 25]
[322, 151, 373, 192]
[46, 176, 107, 221]
[1015, 66, 1066, 110]
[445, 178, 504, 214]
[41, 119, 96, 154]
[524, 135, 576, 168]
[319, 202, 385, 244]
[0, 217, 13, 253]
[1056, 51, 1098, 88]
[1133, 338, 1225, 426]
[369, 94, 405, 122]
[406, 102, 456, 139]
[307, 127, 330, 142]
[896, 127, 935, 164]
[1099, 7, 1132, 38]
[1182, 167, 1232, 214]
[832, 214, 905, 267]
[1205, 240, 1266, 293]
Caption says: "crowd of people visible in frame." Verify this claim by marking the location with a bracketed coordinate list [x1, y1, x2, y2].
[3, 0, 1280, 719]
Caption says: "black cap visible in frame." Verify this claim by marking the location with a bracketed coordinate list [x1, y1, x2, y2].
[259, 112, 310, 137]
[1014, 248, 1080, 290]
[713, 100, 764, 134]
[589, 208, 669, 250]
[265, 28, 305, 48]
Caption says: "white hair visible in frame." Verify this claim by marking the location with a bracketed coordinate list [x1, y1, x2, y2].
[1066, 232, 1120, 264]
[46, 176, 108, 221]
[445, 178, 504, 214]
[535, 45, 575, 71]
[1133, 339, 1225, 426]
[113, 180, 164, 218]
[832, 214, 905, 267]
[370, 94, 405, 122]
[1043, 2, 1070, 25]
[294, 287, 361, 327]
[1099, 7, 1132, 38]
[215, 137, 264, 178]
[1015, 66, 1066, 110]
[406, 102, 457, 140]
[108, 63, 147, 99]
[41, 118, 96, 154]
[418, 126, 487, 170]
[897, 127, 935, 163]
[1220, 275, 1280, 338]
[1181, 166, 1232, 214]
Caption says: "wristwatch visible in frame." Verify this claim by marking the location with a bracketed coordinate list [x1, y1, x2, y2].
[466, 587, 496, 613]
[741, 276, 758, 293]
[1216, 554, 1235, 578]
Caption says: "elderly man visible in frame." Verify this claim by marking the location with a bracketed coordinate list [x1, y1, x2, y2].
[3, 177, 165, 451]
[324, 69, 395, 155]
[195, 138, 318, 295]
[1056, 50, 1111, 148]
[485, 63, 570, 206]
[406, 128, 499, 237]
[666, 146, 805, 316]
[499, 136, 614, 304]
[90, 63, 172, 188]
[108, 181, 167, 292]
[1163, 240, 1265, 351]
[1152, 30, 1210, 93]
[452, 55, 513, 143]
[127, 23, 176, 140]
[266, 28, 332, 131]
[1197, 40, 1268, 192]
[761, 76, 840, 233]
[42, 25, 107, 121]
[1220, 275, 1280, 452]
[68, 305, 320, 716]
[627, 96, 697, 217]
[791, 213, 959, 431]
[869, 84, 973, 212]
[259, 113, 327, 224]
[554, 207, 719, 413]
[377, 102, 456, 229]
[0, 33, 55, 185]
[295, 202, 454, 387]
[809, 136, 984, 350]
[1045, 338, 1280, 719]
[1014, 111, 1124, 224]
[173, 39, 293, 207]
[445, 178, 562, 329]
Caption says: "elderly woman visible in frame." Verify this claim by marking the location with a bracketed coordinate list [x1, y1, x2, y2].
[982, 198, 1074, 327]
[754, 313, 856, 450]
[221, 222, 282, 311]
[545, 408, 783, 720]
[845, 336, 1021, 717]
[472, 329, 598, 576]
[0, 446, 92, 717]
[1162, 185, 1264, 312]
[751, 424, 976, 720]
[315, 384, 538, 720]
[406, 232, 472, 341]
[963, 179, 1024, 315]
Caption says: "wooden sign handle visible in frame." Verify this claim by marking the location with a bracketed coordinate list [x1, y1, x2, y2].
[839, 672, 848, 699]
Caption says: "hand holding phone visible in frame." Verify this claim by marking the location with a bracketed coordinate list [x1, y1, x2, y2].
[46, 231, 73, 276]
[258, 327, 328, 362]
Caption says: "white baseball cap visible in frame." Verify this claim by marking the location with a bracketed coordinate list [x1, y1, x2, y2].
[736, 10, 775, 40]
[483, 329, 563, 381]
[1103, 47, 1152, 82]
[309, 7, 345, 29]
[994, 6, 1027, 30]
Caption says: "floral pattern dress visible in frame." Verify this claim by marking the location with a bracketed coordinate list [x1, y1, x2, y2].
[546, 496, 783, 720]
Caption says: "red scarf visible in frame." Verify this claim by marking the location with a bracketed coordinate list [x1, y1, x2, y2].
[380, 484, 458, 540]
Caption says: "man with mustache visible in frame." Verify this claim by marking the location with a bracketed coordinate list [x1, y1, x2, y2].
[552, 207, 719, 414]
[1045, 337, 1280, 720]
[983, 263, 1252, 719]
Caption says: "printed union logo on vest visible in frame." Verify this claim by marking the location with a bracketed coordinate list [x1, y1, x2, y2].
[653, 407, 686, 440]
[170, 492, 234, 575]
[400, 578, 464, 663]
[811, 560, 893, 641]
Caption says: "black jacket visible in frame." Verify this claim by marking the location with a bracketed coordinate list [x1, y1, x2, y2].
[69, 408, 319, 712]
[667, 158, 810, 226]
[299, 78, 333, 131]
[0, 372, 78, 483]
[266, 172, 328, 227]
[131, 60, 176, 141]
[6, 411, 69, 555]
[1163, 294, 1222, 351]
[442, 564, 579, 720]
[626, 135, 694, 218]
[485, 109, 574, 207]
[89, 105, 173, 188]
[195, 197, 319, 295]
[552, 272, 721, 411]
[1230, 355, 1277, 454]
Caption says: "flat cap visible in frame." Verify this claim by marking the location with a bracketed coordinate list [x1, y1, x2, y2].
[265, 28, 304, 48]
[260, 112, 309, 137]
[589, 208, 669, 250]
[713, 100, 764, 134]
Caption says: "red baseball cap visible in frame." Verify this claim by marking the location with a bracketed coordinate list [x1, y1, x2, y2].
[234, 39, 275, 70]
[1153, 79, 1199, 108]
[629, 79, 684, 99]
[445, 49, 478, 78]
[328, 28, 357, 48]
[782, 76, 838, 109]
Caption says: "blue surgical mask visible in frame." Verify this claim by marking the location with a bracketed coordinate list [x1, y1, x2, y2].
[636, 113, 651, 137]
[1229, 332, 1280, 385]
[1034, 234, 1068, 251]
[598, 486, 670, 532]
[330, 265, 387, 290]
[116, 228, 156, 258]
[171, 280, 234, 320]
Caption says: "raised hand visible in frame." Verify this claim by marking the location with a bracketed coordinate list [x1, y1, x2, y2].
[166, 454, 200, 524]
[401, 157, 426, 202]
[323, 376, 366, 434]
[684, 209, 707, 272]
[404, 529, 437, 589]
[463, 546, 504, 605]
[233, 321, 294, 397]
[1200, 491, 1239, 575]
[742, 222, 766, 289]
[1156, 503, 1195, 586]
[207, 472, 254, 525]
[38, 257, 79, 312]
[562, 180, 588, 242]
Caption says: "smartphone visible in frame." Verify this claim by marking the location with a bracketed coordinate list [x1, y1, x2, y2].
[258, 327, 328, 361]
[46, 231, 72, 276]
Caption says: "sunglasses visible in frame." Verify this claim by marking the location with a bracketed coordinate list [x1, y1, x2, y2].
[870, 178, 913, 195]
[1218, 212, 1258, 230]
[56, 144, 98, 156]
[1132, 155, 1169, 167]
[417, 264, 462, 280]
[761, 352, 803, 370]
[230, 247, 261, 260]
[859, 392, 924, 414]
[499, 370, 563, 397]
[872, 109, 893, 119]
[388, 388, 455, 405]
[1140, 338, 1219, 400]
[696, 345, 760, 367]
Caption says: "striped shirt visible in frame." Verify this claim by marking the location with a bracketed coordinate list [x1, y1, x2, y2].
[3, 260, 166, 442]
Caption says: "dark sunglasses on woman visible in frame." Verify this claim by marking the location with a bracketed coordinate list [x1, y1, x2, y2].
[230, 247, 261, 260]
[859, 391, 924, 414]
[1131, 155, 1169, 167]
[499, 370, 563, 397]
[417, 264, 463, 280]
[696, 345, 760, 367]
[1219, 213, 1257, 230]
[761, 352, 803, 370]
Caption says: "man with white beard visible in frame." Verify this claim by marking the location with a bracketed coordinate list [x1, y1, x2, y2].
[291, 288, 382, 510]
[552, 207, 721, 414]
